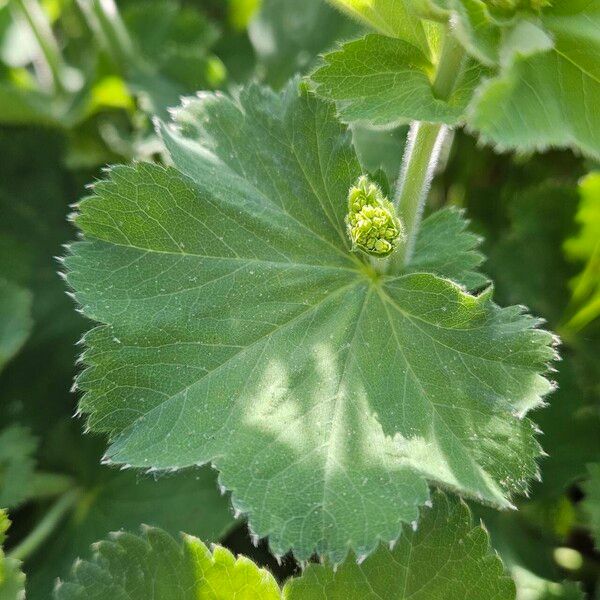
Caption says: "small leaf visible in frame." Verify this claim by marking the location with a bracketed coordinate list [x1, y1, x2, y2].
[53, 527, 280, 600]
[26, 463, 235, 600]
[0, 510, 26, 600]
[0, 279, 32, 373]
[324, 0, 436, 55]
[66, 80, 555, 562]
[406, 207, 488, 290]
[283, 491, 516, 600]
[311, 34, 485, 126]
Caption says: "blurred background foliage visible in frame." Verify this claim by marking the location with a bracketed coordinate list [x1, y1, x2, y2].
[0, 0, 598, 598]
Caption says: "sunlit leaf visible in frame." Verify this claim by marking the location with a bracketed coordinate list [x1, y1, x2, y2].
[26, 461, 235, 600]
[65, 81, 554, 562]
[54, 527, 280, 600]
[0, 511, 25, 600]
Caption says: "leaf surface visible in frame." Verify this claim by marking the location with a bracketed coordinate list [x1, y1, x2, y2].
[26, 464, 235, 600]
[284, 491, 515, 599]
[0, 511, 25, 600]
[311, 34, 484, 126]
[469, 1, 600, 160]
[324, 0, 436, 55]
[54, 527, 280, 600]
[66, 82, 554, 561]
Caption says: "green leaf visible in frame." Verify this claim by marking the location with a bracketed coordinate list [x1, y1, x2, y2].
[479, 507, 584, 600]
[0, 279, 32, 373]
[123, 0, 224, 116]
[487, 183, 579, 325]
[26, 463, 235, 600]
[0, 426, 37, 509]
[311, 34, 484, 126]
[407, 207, 488, 290]
[248, 0, 360, 89]
[54, 527, 280, 600]
[65, 81, 554, 562]
[468, 0, 600, 160]
[324, 0, 437, 55]
[283, 491, 516, 599]
[532, 355, 600, 499]
[0, 511, 25, 600]
[562, 172, 600, 332]
[582, 463, 600, 550]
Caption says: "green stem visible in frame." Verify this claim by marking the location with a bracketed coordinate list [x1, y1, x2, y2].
[13, 0, 67, 94]
[393, 27, 466, 267]
[77, 0, 137, 70]
[8, 489, 80, 561]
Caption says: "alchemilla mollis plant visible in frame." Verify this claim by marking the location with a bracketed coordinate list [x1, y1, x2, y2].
[0, 0, 598, 597]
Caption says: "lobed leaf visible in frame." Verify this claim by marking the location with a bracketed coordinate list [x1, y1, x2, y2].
[469, 0, 600, 160]
[54, 527, 280, 600]
[283, 491, 516, 599]
[311, 34, 485, 127]
[65, 81, 555, 562]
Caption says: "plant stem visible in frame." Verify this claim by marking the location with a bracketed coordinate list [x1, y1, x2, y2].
[77, 0, 137, 69]
[393, 27, 466, 267]
[13, 0, 67, 94]
[8, 488, 80, 561]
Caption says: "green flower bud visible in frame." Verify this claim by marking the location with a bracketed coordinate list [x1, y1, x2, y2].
[346, 176, 404, 258]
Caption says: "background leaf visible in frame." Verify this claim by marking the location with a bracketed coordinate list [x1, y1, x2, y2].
[468, 0, 600, 160]
[283, 491, 516, 600]
[54, 527, 280, 600]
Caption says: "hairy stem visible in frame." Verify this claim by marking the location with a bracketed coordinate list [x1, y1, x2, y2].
[8, 488, 80, 561]
[393, 27, 466, 267]
[13, 0, 67, 94]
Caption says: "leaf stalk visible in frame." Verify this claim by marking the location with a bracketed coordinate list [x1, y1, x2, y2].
[393, 26, 466, 267]
[8, 488, 80, 561]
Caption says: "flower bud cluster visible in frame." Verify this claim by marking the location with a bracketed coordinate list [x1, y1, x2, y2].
[346, 176, 404, 257]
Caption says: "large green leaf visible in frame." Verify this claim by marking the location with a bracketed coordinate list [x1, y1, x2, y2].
[469, 0, 600, 160]
[284, 491, 515, 599]
[26, 461, 235, 600]
[54, 527, 280, 600]
[311, 34, 484, 126]
[0, 279, 32, 373]
[65, 81, 554, 562]
[0, 511, 25, 600]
